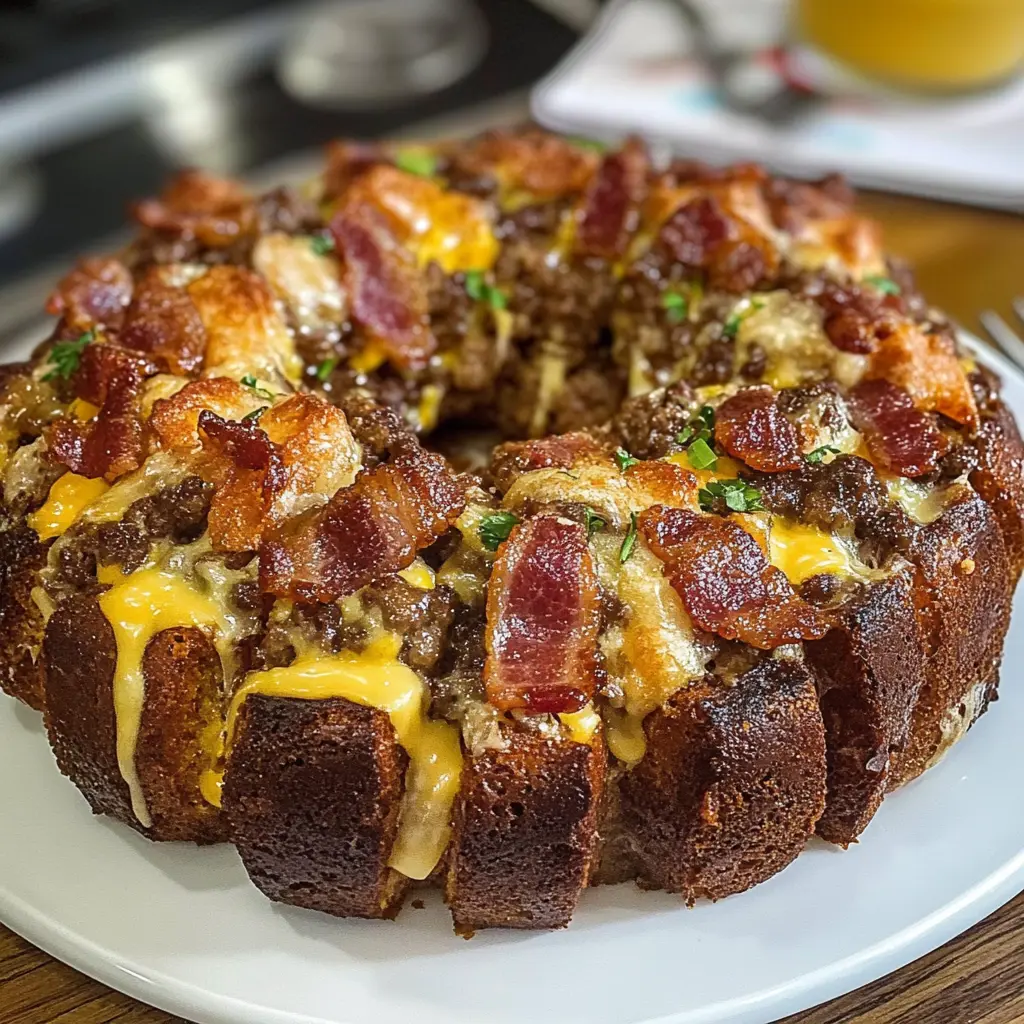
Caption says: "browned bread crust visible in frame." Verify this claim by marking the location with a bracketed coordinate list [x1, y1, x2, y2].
[971, 392, 1024, 583]
[222, 695, 409, 919]
[43, 599, 228, 841]
[618, 657, 826, 902]
[445, 726, 605, 931]
[890, 490, 1011, 787]
[43, 596, 135, 824]
[805, 567, 924, 845]
[0, 524, 47, 710]
[136, 627, 226, 843]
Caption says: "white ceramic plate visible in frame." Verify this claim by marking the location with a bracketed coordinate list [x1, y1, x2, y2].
[2, 337, 1023, 1024]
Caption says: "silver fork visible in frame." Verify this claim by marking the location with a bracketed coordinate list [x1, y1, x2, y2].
[981, 300, 1024, 370]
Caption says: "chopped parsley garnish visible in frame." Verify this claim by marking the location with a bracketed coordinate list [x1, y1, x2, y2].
[805, 444, 841, 465]
[584, 506, 606, 540]
[242, 406, 268, 423]
[478, 511, 519, 552]
[310, 234, 335, 256]
[661, 290, 688, 324]
[722, 299, 765, 340]
[464, 270, 508, 310]
[864, 274, 901, 296]
[619, 512, 639, 564]
[42, 331, 94, 382]
[676, 404, 715, 447]
[394, 148, 438, 178]
[686, 436, 718, 471]
[614, 447, 640, 472]
[315, 357, 338, 383]
[241, 374, 275, 401]
[698, 479, 764, 514]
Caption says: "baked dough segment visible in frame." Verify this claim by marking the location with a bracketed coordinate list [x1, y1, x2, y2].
[222, 695, 409, 919]
[445, 724, 606, 931]
[618, 656, 826, 902]
[0, 523, 48, 710]
[891, 489, 1011, 787]
[42, 597, 226, 841]
[804, 566, 924, 844]
[971, 389, 1024, 583]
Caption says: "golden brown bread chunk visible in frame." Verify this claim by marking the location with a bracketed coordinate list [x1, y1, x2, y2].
[890, 490, 1011, 787]
[971, 392, 1024, 583]
[0, 523, 48, 711]
[222, 695, 409, 919]
[43, 598, 226, 841]
[804, 566, 924, 845]
[445, 725, 606, 931]
[618, 657, 826, 902]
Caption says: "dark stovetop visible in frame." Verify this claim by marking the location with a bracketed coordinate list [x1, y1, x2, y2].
[0, 0, 579, 290]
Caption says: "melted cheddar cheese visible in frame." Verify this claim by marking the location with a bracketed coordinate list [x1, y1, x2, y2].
[768, 520, 860, 584]
[99, 568, 237, 828]
[211, 634, 463, 881]
[28, 473, 110, 541]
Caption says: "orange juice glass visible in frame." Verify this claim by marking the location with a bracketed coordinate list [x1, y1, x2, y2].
[796, 0, 1024, 92]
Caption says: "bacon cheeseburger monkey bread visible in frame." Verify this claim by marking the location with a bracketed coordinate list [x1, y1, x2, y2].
[0, 128, 1022, 932]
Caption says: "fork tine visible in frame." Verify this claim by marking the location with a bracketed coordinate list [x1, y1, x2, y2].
[981, 310, 1024, 371]
[1013, 297, 1024, 327]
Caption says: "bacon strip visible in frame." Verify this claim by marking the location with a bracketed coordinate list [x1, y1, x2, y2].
[639, 506, 832, 648]
[260, 438, 464, 602]
[45, 258, 133, 333]
[132, 169, 253, 248]
[150, 378, 259, 452]
[576, 137, 648, 260]
[120, 267, 207, 375]
[714, 386, 803, 472]
[49, 344, 158, 481]
[847, 379, 951, 478]
[197, 394, 361, 552]
[484, 515, 599, 714]
[330, 204, 435, 370]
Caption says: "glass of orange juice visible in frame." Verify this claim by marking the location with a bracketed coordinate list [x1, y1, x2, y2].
[795, 0, 1024, 92]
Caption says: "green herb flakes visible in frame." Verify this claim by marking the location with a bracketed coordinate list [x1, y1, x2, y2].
[242, 406, 268, 424]
[315, 357, 338, 383]
[619, 512, 639, 564]
[584, 506, 606, 540]
[661, 290, 688, 324]
[310, 234, 335, 256]
[864, 274, 901, 296]
[804, 444, 841, 465]
[698, 479, 764, 514]
[479, 511, 519, 552]
[464, 270, 508, 310]
[394, 148, 438, 178]
[614, 448, 640, 472]
[42, 331, 94, 382]
[241, 374, 275, 401]
[686, 436, 718, 471]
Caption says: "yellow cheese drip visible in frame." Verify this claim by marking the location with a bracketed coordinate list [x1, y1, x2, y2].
[559, 703, 601, 745]
[99, 568, 232, 828]
[398, 559, 435, 591]
[27, 473, 109, 541]
[216, 640, 462, 881]
[604, 707, 648, 766]
[768, 520, 858, 584]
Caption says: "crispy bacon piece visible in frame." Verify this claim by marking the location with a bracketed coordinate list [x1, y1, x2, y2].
[576, 137, 648, 260]
[120, 267, 206, 375]
[655, 195, 777, 294]
[133, 169, 253, 248]
[489, 432, 609, 492]
[50, 344, 158, 480]
[330, 204, 435, 370]
[150, 377, 258, 452]
[810, 280, 901, 355]
[715, 386, 803, 472]
[323, 140, 387, 200]
[868, 326, 978, 429]
[639, 506, 832, 648]
[260, 438, 464, 602]
[198, 394, 361, 552]
[484, 515, 600, 714]
[847, 379, 951, 478]
[45, 258, 133, 333]
[457, 129, 599, 199]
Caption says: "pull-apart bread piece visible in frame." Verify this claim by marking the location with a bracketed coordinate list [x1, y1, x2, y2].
[0, 127, 1021, 932]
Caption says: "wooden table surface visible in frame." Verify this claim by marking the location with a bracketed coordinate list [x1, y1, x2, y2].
[1, 190, 1022, 1024]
